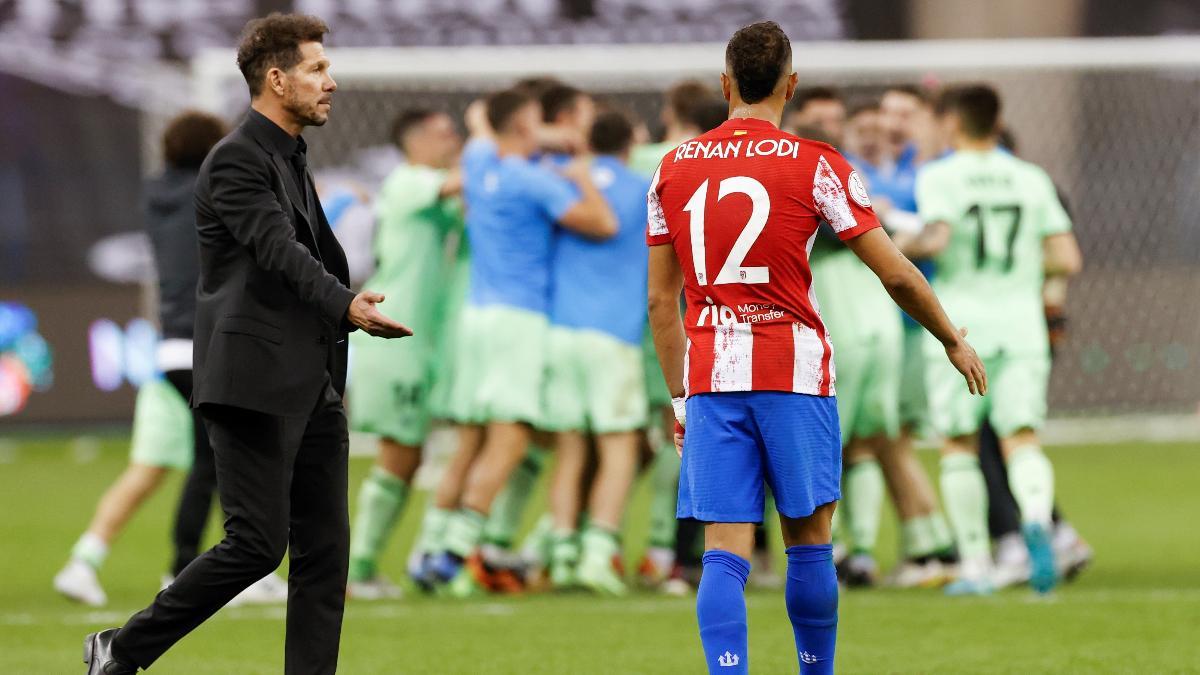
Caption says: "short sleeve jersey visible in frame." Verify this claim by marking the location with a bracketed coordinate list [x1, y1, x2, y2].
[551, 155, 651, 345]
[353, 164, 462, 347]
[646, 117, 881, 398]
[463, 148, 580, 315]
[916, 148, 1072, 357]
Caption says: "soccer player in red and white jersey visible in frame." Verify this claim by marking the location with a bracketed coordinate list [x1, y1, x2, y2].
[646, 22, 987, 675]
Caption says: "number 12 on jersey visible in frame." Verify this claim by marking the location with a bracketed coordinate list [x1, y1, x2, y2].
[683, 176, 771, 286]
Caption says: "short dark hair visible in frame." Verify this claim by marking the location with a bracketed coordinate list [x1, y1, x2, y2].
[725, 21, 792, 105]
[540, 84, 586, 124]
[236, 13, 328, 97]
[486, 88, 537, 134]
[665, 79, 715, 125]
[792, 86, 842, 112]
[941, 84, 1001, 138]
[884, 84, 931, 106]
[589, 109, 634, 155]
[513, 76, 563, 100]
[692, 97, 730, 133]
[847, 101, 881, 119]
[390, 108, 439, 151]
[162, 110, 227, 169]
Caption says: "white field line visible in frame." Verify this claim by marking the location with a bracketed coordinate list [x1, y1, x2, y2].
[7, 588, 1200, 626]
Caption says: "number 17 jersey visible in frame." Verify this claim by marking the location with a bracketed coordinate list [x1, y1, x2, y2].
[646, 117, 881, 398]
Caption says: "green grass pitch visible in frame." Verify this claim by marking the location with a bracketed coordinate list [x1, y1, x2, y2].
[1, 436, 1198, 673]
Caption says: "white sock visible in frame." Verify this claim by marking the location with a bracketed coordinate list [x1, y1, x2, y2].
[71, 532, 109, 570]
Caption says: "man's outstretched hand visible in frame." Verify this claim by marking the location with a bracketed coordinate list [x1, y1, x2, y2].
[347, 291, 412, 338]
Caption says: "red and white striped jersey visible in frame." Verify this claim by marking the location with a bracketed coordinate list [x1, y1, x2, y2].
[646, 117, 880, 398]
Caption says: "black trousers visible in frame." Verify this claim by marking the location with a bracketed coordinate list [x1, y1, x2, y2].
[162, 369, 217, 577]
[979, 419, 1063, 538]
[115, 379, 350, 674]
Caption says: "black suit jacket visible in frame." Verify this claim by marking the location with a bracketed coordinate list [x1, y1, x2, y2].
[192, 110, 357, 417]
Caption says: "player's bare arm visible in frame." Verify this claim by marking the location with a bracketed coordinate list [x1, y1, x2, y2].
[895, 220, 951, 259]
[558, 158, 618, 238]
[846, 227, 987, 395]
[647, 244, 687, 454]
[439, 167, 464, 198]
[1043, 232, 1083, 277]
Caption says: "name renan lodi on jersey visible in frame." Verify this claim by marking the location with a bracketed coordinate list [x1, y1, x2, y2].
[647, 117, 882, 399]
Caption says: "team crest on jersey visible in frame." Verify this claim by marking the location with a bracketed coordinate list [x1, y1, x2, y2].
[848, 171, 871, 208]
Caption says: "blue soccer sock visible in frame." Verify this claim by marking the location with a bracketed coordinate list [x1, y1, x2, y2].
[785, 544, 838, 674]
[696, 550, 750, 674]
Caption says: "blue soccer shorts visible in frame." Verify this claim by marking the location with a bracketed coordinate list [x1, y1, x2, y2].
[677, 391, 842, 523]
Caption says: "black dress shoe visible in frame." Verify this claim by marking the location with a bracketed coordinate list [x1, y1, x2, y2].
[84, 629, 137, 674]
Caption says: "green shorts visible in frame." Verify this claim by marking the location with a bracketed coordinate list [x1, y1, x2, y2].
[542, 327, 648, 434]
[429, 254, 470, 421]
[447, 304, 548, 426]
[924, 346, 1050, 439]
[348, 338, 434, 446]
[642, 327, 673, 408]
[899, 327, 929, 431]
[129, 378, 193, 470]
[833, 330, 902, 442]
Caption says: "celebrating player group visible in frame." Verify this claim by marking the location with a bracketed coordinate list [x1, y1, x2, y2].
[68, 12, 1087, 675]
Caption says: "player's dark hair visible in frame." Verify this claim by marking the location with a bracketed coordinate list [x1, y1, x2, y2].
[589, 110, 634, 155]
[486, 88, 537, 134]
[390, 108, 439, 151]
[725, 21, 792, 105]
[235, 13, 329, 97]
[162, 110, 228, 169]
[883, 83, 931, 105]
[513, 76, 563, 99]
[540, 84, 587, 124]
[693, 97, 730, 133]
[942, 84, 1002, 139]
[666, 79, 716, 126]
[792, 86, 842, 112]
[847, 101, 881, 119]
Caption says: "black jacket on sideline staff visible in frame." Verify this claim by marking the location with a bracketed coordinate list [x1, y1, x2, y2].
[192, 109, 356, 417]
[145, 167, 202, 341]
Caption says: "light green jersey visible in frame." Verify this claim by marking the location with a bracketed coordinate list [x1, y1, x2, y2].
[354, 164, 463, 348]
[916, 148, 1071, 357]
[629, 141, 675, 177]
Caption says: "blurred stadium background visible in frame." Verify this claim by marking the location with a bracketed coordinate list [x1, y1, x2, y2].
[2, 1, 1199, 673]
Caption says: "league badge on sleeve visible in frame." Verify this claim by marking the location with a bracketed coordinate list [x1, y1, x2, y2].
[848, 171, 872, 208]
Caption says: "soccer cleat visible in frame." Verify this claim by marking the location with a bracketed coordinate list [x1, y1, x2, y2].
[943, 577, 995, 596]
[577, 556, 628, 596]
[1053, 523, 1093, 582]
[991, 532, 1031, 589]
[347, 574, 403, 601]
[429, 551, 464, 586]
[660, 564, 696, 596]
[841, 553, 879, 588]
[636, 547, 675, 588]
[885, 559, 951, 589]
[441, 555, 488, 599]
[55, 559, 107, 607]
[407, 551, 438, 593]
[1023, 523, 1059, 595]
[228, 572, 288, 607]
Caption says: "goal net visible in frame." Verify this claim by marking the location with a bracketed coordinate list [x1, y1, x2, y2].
[187, 37, 1200, 434]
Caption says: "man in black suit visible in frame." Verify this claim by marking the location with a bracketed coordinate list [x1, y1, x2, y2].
[84, 13, 410, 675]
